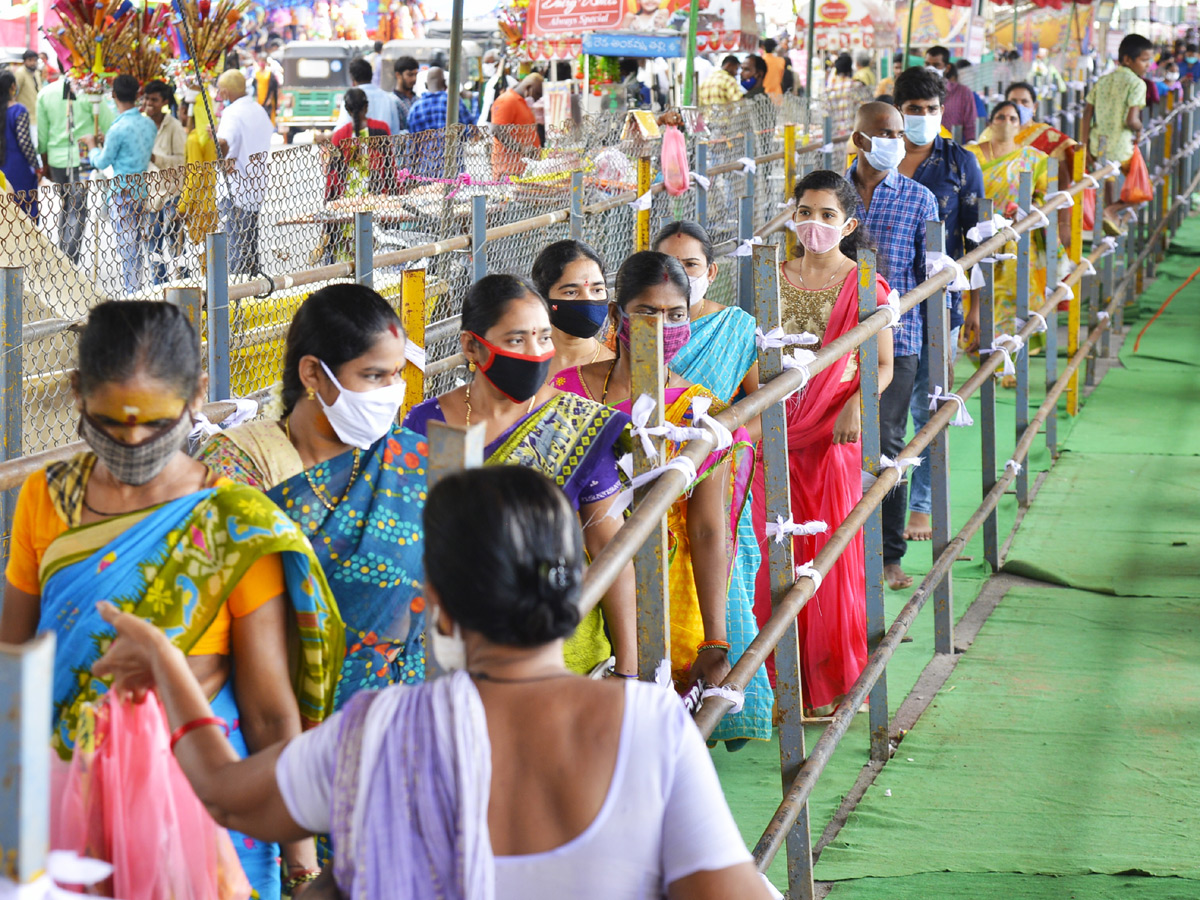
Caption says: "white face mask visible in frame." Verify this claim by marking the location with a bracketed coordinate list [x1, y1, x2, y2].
[317, 360, 406, 450]
[688, 273, 709, 307]
[428, 606, 466, 671]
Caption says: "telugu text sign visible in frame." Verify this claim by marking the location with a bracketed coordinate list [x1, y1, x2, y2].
[527, 0, 625, 37]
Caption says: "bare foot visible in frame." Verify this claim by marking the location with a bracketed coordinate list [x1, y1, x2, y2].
[904, 511, 933, 542]
[885, 563, 913, 591]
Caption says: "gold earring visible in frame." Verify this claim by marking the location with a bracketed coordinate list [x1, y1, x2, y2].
[468, 361, 476, 373]
[306, 387, 316, 400]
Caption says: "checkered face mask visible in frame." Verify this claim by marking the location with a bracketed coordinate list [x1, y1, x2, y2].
[79, 410, 192, 486]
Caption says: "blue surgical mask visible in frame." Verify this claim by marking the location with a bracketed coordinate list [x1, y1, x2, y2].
[1187, 55, 1198, 64]
[904, 113, 941, 146]
[1016, 104, 1034, 126]
[859, 133, 905, 171]
[741, 78, 757, 90]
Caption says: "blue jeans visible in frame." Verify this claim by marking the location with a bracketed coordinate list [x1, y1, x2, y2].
[149, 207, 180, 285]
[109, 193, 146, 296]
[908, 325, 960, 516]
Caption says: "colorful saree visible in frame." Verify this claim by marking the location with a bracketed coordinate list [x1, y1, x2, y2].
[38, 463, 343, 900]
[203, 421, 429, 705]
[403, 392, 630, 674]
[668, 306, 773, 743]
[753, 270, 889, 712]
[967, 144, 1049, 339]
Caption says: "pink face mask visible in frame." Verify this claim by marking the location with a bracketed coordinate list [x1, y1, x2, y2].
[794, 220, 845, 255]
[617, 314, 692, 365]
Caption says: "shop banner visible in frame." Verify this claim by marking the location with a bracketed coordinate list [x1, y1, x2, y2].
[526, 0, 625, 37]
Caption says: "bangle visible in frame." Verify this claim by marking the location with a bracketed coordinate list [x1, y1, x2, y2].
[696, 640, 731, 654]
[283, 871, 320, 892]
[169, 715, 229, 751]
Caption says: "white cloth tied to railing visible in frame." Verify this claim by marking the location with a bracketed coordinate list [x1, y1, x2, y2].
[188, 397, 259, 453]
[1005, 458, 1023, 476]
[1081, 258, 1097, 276]
[630, 394, 708, 459]
[1045, 190, 1075, 208]
[606, 453, 699, 521]
[781, 348, 817, 398]
[1080, 173, 1100, 190]
[1053, 279, 1074, 297]
[1097, 310, 1111, 324]
[925, 251, 972, 291]
[819, 143, 834, 156]
[983, 333, 1025, 377]
[863, 454, 922, 490]
[766, 514, 829, 544]
[690, 171, 711, 191]
[929, 385, 974, 427]
[690, 395, 733, 452]
[965, 213, 1014, 244]
[0, 852, 114, 900]
[755, 326, 820, 350]
[1017, 311, 1048, 334]
[1098, 236, 1119, 256]
[700, 683, 746, 715]
[881, 289, 903, 328]
[738, 156, 757, 174]
[794, 561, 823, 592]
[969, 255, 1017, 290]
[1015, 205, 1050, 230]
[404, 341, 427, 372]
[628, 191, 653, 212]
[730, 236, 763, 257]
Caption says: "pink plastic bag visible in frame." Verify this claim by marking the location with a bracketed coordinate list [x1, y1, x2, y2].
[53, 691, 252, 900]
[661, 126, 691, 197]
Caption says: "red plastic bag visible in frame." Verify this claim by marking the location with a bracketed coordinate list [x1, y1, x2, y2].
[1120, 146, 1153, 206]
[661, 125, 691, 196]
[1081, 187, 1096, 233]
[54, 691, 252, 900]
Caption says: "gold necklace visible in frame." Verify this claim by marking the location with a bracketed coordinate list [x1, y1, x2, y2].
[285, 417, 361, 513]
[465, 381, 536, 427]
[600, 356, 669, 405]
[798, 262, 848, 292]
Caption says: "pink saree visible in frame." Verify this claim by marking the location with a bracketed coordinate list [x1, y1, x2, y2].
[752, 269, 891, 712]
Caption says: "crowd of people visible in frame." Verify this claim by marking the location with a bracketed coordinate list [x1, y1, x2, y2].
[0, 30, 1173, 897]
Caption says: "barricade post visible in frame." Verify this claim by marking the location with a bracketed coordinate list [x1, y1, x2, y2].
[784, 123, 797, 259]
[1042, 162, 1060, 459]
[1015, 172, 1032, 505]
[629, 314, 671, 683]
[166, 286, 204, 339]
[976, 200, 999, 570]
[857, 249, 888, 761]
[570, 170, 584, 240]
[926, 221, 954, 655]
[1067, 150, 1084, 415]
[739, 133, 756, 312]
[205, 232, 231, 403]
[1098, 172, 1114, 361]
[696, 142, 709, 229]
[354, 210, 374, 288]
[0, 633, 55, 885]
[0, 268, 21, 544]
[400, 269, 426, 422]
[636, 156, 652, 252]
[471, 195, 488, 282]
[750, 243, 813, 897]
[821, 115, 834, 170]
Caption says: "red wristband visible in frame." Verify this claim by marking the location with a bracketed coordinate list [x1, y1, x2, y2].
[170, 716, 229, 751]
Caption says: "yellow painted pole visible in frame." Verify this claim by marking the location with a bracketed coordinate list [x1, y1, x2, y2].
[1163, 92, 1174, 256]
[401, 268, 426, 421]
[1067, 149, 1084, 416]
[784, 123, 797, 259]
[636, 156, 651, 252]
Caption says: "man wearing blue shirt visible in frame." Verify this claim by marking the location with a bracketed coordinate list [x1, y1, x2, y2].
[847, 100, 941, 591]
[82, 74, 157, 294]
[335, 56, 405, 134]
[895, 66, 984, 548]
[1181, 44, 1200, 83]
[405, 66, 476, 178]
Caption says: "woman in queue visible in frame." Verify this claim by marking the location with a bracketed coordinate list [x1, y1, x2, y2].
[532, 239, 616, 383]
[90, 465, 769, 900]
[403, 274, 636, 677]
[555, 252, 749, 697]
[201, 284, 428, 703]
[650, 221, 773, 746]
[0, 301, 342, 899]
[778, 170, 894, 716]
[964, 102, 1049, 377]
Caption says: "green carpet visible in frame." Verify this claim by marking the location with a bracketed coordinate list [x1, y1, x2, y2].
[828, 874, 1200, 899]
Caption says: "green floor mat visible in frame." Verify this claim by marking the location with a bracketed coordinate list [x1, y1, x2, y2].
[1001, 453, 1200, 595]
[828, 874, 1200, 899]
[814, 586, 1200, 882]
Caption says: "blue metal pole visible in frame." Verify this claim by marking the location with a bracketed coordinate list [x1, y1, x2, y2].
[354, 210, 374, 288]
[1015, 172, 1031, 506]
[205, 232, 230, 402]
[471, 194, 488, 283]
[926, 221, 954, 655]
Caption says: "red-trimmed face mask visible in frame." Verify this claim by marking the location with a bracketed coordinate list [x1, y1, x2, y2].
[469, 331, 555, 403]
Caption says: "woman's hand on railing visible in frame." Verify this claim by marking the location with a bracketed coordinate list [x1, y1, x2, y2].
[690, 646, 732, 689]
[831, 398, 861, 445]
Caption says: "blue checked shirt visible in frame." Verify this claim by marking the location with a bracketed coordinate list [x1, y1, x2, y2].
[90, 107, 156, 178]
[908, 136, 984, 329]
[847, 164, 941, 358]
[404, 90, 475, 134]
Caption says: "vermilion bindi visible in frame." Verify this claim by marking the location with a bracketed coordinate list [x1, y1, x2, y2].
[388, 323, 400, 338]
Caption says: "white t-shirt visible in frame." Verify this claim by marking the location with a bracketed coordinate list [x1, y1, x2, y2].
[216, 94, 273, 210]
[276, 680, 751, 899]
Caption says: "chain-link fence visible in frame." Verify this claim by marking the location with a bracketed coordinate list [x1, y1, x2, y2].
[2, 93, 843, 470]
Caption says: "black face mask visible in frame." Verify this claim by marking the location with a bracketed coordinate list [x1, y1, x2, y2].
[470, 332, 555, 403]
[548, 300, 610, 339]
